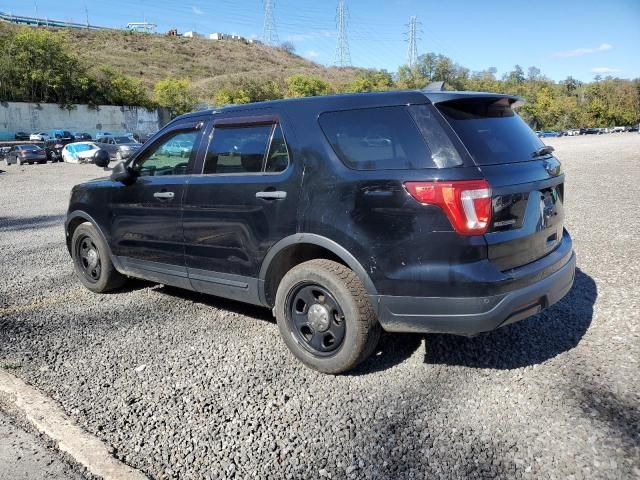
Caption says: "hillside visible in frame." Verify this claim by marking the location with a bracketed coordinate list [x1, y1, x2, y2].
[64, 27, 363, 99]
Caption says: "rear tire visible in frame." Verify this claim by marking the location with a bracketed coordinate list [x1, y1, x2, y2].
[71, 223, 126, 293]
[274, 259, 381, 374]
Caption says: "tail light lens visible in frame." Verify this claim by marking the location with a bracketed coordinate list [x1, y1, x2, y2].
[404, 180, 492, 235]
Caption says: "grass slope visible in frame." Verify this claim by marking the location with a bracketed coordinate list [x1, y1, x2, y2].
[64, 28, 363, 98]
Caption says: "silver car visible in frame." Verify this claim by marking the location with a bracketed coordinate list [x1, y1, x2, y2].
[95, 135, 142, 161]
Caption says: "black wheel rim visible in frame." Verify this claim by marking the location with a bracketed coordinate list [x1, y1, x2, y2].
[286, 283, 346, 357]
[75, 235, 102, 283]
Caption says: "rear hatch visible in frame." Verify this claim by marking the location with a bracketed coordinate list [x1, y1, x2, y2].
[435, 96, 565, 271]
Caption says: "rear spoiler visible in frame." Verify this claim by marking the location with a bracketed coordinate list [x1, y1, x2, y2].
[422, 90, 525, 108]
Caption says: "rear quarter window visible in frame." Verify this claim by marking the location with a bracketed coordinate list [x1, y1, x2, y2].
[319, 106, 462, 170]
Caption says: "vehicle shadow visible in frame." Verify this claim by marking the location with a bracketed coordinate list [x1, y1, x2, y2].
[422, 268, 596, 369]
[140, 267, 595, 374]
[0, 214, 66, 232]
[156, 285, 275, 324]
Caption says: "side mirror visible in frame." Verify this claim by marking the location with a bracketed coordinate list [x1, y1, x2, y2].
[93, 149, 111, 168]
[110, 161, 136, 185]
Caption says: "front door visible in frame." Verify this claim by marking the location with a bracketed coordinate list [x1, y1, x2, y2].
[109, 119, 205, 288]
[182, 113, 300, 304]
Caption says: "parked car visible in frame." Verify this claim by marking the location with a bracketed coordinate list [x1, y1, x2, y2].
[611, 126, 626, 133]
[139, 132, 157, 144]
[628, 125, 639, 133]
[62, 142, 102, 163]
[163, 139, 193, 157]
[50, 130, 74, 139]
[4, 144, 47, 165]
[538, 131, 560, 138]
[95, 135, 142, 160]
[65, 91, 575, 373]
[74, 132, 93, 140]
[566, 129, 580, 136]
[44, 137, 75, 162]
[582, 127, 601, 135]
[30, 132, 50, 141]
[14, 132, 30, 141]
[95, 132, 113, 140]
[0, 146, 11, 161]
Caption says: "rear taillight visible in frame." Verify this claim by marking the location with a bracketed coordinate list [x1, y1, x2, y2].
[404, 180, 492, 235]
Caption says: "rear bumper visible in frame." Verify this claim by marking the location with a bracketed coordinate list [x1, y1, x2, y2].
[373, 250, 576, 335]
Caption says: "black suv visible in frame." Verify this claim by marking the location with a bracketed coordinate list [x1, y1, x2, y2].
[45, 136, 75, 162]
[66, 91, 575, 373]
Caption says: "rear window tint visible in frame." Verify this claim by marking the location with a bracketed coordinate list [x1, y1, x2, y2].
[437, 98, 544, 165]
[319, 106, 439, 170]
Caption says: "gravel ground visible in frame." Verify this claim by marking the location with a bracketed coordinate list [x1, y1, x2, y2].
[1, 134, 639, 479]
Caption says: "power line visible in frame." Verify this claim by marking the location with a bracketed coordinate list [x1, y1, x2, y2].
[334, 0, 351, 67]
[405, 15, 420, 68]
[262, 0, 279, 46]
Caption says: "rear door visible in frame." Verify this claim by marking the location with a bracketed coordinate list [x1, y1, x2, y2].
[182, 112, 300, 304]
[436, 97, 565, 271]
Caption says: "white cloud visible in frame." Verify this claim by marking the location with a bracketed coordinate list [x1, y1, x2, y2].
[192, 5, 204, 15]
[304, 50, 320, 59]
[554, 43, 613, 58]
[591, 67, 621, 74]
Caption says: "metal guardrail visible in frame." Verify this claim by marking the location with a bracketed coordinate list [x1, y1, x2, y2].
[0, 11, 107, 31]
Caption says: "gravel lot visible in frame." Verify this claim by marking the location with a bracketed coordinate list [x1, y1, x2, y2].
[1, 134, 639, 479]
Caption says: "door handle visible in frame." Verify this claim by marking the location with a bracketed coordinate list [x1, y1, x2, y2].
[153, 191, 175, 200]
[255, 190, 287, 200]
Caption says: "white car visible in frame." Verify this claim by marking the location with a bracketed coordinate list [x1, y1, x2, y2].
[30, 132, 50, 141]
[62, 142, 102, 163]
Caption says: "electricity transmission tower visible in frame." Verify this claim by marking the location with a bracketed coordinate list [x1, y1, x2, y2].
[263, 0, 279, 46]
[335, 0, 352, 67]
[406, 16, 420, 68]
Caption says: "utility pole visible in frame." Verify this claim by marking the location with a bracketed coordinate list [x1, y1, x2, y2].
[406, 15, 420, 68]
[262, 0, 279, 46]
[335, 0, 351, 67]
[85, 3, 90, 29]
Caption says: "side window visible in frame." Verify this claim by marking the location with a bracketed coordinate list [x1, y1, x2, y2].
[319, 106, 435, 170]
[133, 130, 199, 177]
[265, 124, 290, 173]
[203, 125, 272, 174]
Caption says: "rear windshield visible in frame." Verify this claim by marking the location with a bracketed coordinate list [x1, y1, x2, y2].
[437, 98, 545, 165]
[319, 106, 461, 170]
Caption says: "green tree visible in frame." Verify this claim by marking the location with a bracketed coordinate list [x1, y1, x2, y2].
[154, 78, 196, 116]
[285, 74, 331, 97]
[214, 79, 283, 105]
[0, 27, 84, 106]
[348, 70, 393, 92]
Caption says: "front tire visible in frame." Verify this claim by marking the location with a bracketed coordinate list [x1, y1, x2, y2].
[275, 259, 381, 374]
[71, 223, 126, 293]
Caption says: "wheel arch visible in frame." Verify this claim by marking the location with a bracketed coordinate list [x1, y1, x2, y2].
[258, 234, 377, 309]
[65, 211, 120, 269]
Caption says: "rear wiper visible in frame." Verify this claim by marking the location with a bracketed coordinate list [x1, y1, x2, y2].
[532, 145, 555, 158]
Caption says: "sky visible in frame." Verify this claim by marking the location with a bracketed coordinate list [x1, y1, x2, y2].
[1, 0, 639, 82]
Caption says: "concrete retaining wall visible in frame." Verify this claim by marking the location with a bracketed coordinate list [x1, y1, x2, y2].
[0, 102, 168, 140]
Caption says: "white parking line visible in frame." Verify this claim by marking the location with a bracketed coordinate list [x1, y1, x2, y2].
[0, 370, 148, 480]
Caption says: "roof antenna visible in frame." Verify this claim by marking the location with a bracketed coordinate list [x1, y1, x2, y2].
[424, 81, 445, 91]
